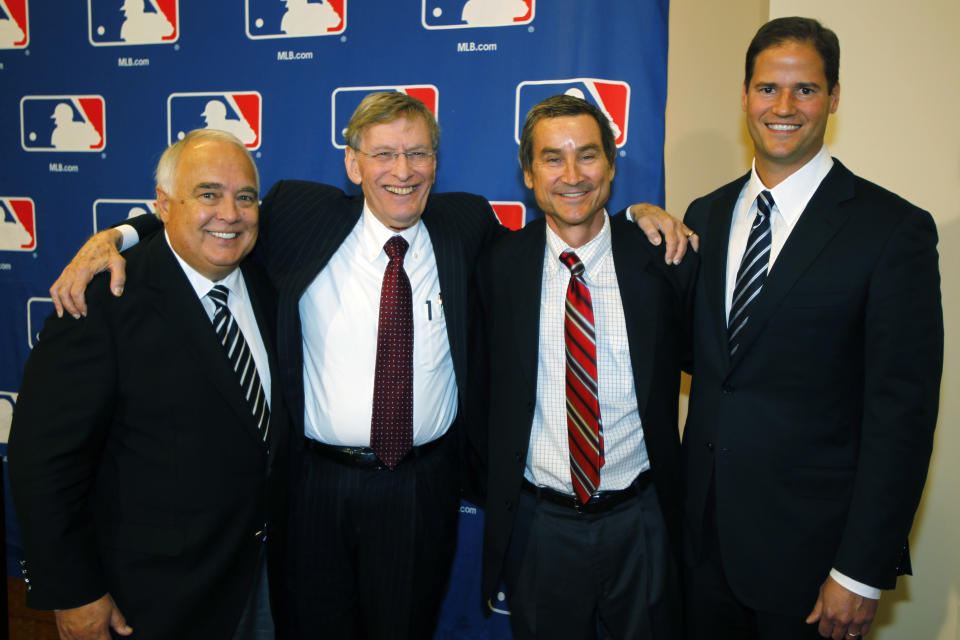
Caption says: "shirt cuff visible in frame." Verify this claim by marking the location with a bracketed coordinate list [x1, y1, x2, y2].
[116, 224, 139, 252]
[829, 569, 881, 600]
[625, 205, 635, 222]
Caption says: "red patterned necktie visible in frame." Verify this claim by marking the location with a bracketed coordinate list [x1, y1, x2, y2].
[559, 250, 603, 503]
[370, 235, 414, 469]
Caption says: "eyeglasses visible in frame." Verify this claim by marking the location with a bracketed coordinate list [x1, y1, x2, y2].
[352, 148, 436, 168]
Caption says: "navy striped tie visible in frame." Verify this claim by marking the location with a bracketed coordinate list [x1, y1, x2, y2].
[728, 190, 773, 357]
[208, 284, 270, 440]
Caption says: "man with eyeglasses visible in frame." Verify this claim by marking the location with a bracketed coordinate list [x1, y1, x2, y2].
[48, 91, 695, 639]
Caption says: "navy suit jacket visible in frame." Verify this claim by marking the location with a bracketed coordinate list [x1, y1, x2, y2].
[472, 213, 698, 602]
[682, 159, 943, 615]
[10, 233, 287, 639]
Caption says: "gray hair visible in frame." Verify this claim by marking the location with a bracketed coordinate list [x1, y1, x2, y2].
[155, 129, 259, 194]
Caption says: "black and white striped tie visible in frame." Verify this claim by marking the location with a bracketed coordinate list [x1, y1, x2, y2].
[208, 284, 270, 440]
[728, 190, 773, 357]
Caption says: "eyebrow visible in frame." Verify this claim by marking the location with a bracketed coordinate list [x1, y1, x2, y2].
[538, 142, 602, 155]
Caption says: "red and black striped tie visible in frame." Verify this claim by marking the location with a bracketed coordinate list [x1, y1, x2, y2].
[559, 251, 603, 503]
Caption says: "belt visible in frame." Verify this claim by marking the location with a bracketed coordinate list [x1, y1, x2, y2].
[303, 434, 446, 470]
[522, 470, 652, 514]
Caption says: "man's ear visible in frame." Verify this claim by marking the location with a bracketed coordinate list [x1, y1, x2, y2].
[155, 185, 171, 223]
[345, 147, 363, 186]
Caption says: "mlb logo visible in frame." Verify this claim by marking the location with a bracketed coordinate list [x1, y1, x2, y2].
[0, 0, 29, 49]
[515, 79, 630, 147]
[422, 0, 533, 29]
[246, 0, 345, 39]
[0, 391, 16, 444]
[27, 297, 54, 348]
[331, 85, 438, 149]
[168, 92, 262, 150]
[0, 197, 36, 251]
[88, 0, 179, 46]
[20, 96, 106, 152]
[489, 201, 526, 231]
[93, 198, 155, 233]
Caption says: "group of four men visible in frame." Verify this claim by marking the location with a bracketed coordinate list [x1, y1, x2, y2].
[9, 16, 942, 640]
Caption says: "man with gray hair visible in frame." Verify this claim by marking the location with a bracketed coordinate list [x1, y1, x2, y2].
[10, 129, 286, 640]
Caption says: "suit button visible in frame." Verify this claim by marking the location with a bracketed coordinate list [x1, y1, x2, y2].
[706, 441, 714, 451]
[505, 500, 513, 511]
[722, 384, 734, 394]
[514, 451, 522, 462]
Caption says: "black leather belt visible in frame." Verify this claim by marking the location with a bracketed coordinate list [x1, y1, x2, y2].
[522, 470, 652, 514]
[303, 434, 446, 470]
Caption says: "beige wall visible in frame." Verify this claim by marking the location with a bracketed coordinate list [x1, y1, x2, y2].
[666, 1, 959, 638]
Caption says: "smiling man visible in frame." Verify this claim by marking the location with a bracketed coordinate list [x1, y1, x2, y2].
[681, 17, 942, 640]
[472, 94, 697, 639]
[10, 129, 286, 640]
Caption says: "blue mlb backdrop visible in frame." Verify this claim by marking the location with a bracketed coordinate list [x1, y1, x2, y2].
[0, 1, 668, 636]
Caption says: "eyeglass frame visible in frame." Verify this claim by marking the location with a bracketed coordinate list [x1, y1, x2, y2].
[349, 146, 437, 167]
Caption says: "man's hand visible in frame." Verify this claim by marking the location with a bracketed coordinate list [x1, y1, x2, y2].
[50, 229, 126, 319]
[806, 575, 879, 639]
[629, 203, 700, 265]
[55, 593, 132, 640]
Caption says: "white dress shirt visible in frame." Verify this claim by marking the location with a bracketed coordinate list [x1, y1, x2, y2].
[164, 230, 271, 407]
[298, 204, 458, 447]
[724, 145, 833, 319]
[724, 147, 881, 600]
[525, 212, 649, 494]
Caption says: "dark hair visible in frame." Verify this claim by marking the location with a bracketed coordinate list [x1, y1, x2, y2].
[745, 17, 839, 93]
[518, 94, 617, 173]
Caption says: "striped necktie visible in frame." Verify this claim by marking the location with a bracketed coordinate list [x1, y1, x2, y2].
[559, 250, 604, 503]
[208, 284, 270, 440]
[728, 190, 774, 357]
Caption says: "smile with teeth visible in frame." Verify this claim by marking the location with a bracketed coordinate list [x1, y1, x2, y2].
[559, 191, 588, 198]
[767, 123, 801, 131]
[385, 185, 416, 195]
[208, 231, 239, 239]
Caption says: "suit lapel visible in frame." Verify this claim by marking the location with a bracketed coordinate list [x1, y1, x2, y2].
[610, 217, 658, 417]
[505, 219, 548, 394]
[702, 176, 746, 371]
[421, 199, 468, 393]
[144, 236, 266, 445]
[728, 161, 855, 370]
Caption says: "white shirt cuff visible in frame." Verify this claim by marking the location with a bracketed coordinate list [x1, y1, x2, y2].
[116, 224, 140, 252]
[830, 568, 881, 600]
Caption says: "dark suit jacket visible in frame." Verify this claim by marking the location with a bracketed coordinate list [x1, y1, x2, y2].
[682, 159, 943, 615]
[473, 213, 698, 602]
[252, 181, 501, 494]
[9, 233, 288, 640]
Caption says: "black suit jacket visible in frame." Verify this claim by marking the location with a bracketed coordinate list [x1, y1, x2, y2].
[9, 233, 288, 639]
[473, 213, 698, 602]
[682, 159, 943, 615]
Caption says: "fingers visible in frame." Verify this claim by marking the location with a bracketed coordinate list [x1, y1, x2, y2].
[107, 254, 127, 297]
[629, 203, 697, 265]
[108, 600, 133, 636]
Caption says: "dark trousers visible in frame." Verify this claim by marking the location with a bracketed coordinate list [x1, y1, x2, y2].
[684, 483, 823, 640]
[503, 479, 681, 640]
[283, 436, 460, 640]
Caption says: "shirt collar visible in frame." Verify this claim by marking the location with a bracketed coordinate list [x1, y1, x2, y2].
[544, 210, 611, 282]
[164, 230, 244, 302]
[358, 201, 423, 263]
[747, 145, 834, 225]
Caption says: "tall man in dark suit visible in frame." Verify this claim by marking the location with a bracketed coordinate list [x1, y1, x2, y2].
[473, 95, 696, 639]
[9, 129, 287, 640]
[681, 17, 943, 640]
